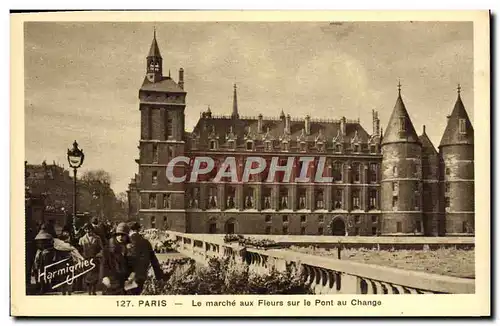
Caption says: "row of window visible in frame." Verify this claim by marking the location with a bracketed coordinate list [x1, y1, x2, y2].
[202, 139, 380, 154]
[144, 109, 173, 140]
[148, 215, 168, 229]
[264, 226, 379, 235]
[147, 193, 172, 209]
[148, 161, 379, 184]
[184, 187, 379, 211]
[264, 214, 378, 224]
[151, 144, 174, 164]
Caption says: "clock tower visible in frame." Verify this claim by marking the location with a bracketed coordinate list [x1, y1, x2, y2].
[135, 30, 187, 232]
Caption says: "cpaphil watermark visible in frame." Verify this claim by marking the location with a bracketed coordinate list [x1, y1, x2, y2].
[166, 156, 335, 183]
[38, 258, 96, 289]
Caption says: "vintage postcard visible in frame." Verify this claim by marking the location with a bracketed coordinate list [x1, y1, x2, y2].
[10, 10, 490, 317]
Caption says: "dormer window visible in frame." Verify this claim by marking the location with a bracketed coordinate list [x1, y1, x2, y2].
[246, 141, 254, 151]
[299, 142, 307, 152]
[317, 142, 325, 152]
[228, 140, 236, 150]
[370, 145, 376, 153]
[210, 140, 218, 150]
[459, 119, 466, 134]
[353, 144, 360, 153]
[399, 117, 406, 132]
[265, 141, 272, 151]
[335, 144, 342, 153]
[282, 141, 289, 152]
[191, 138, 198, 150]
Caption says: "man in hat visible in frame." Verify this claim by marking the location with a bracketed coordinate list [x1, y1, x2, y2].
[79, 223, 103, 295]
[125, 221, 164, 295]
[91, 217, 110, 246]
[31, 229, 57, 294]
[99, 222, 130, 295]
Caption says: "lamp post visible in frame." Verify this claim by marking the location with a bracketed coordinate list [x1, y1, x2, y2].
[67, 140, 85, 241]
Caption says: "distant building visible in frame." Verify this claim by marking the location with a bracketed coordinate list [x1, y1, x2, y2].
[128, 33, 474, 236]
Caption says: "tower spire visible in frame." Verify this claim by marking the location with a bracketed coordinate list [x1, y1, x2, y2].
[146, 28, 163, 83]
[397, 79, 402, 96]
[457, 83, 461, 96]
[232, 83, 239, 119]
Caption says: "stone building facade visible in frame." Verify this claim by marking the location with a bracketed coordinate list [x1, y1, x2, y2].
[128, 33, 474, 236]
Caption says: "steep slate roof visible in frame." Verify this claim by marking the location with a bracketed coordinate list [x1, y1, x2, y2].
[191, 114, 371, 148]
[439, 91, 474, 147]
[419, 126, 438, 157]
[381, 90, 420, 145]
[140, 76, 185, 93]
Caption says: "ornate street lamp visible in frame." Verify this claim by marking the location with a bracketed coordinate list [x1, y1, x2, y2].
[67, 140, 85, 241]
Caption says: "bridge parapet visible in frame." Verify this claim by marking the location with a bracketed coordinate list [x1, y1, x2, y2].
[166, 231, 474, 295]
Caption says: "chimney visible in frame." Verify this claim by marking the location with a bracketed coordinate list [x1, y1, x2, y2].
[285, 114, 291, 134]
[305, 115, 311, 135]
[258, 114, 263, 133]
[423, 125, 426, 134]
[340, 116, 346, 136]
[179, 68, 184, 90]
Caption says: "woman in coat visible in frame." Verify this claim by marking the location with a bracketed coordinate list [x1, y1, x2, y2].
[78, 223, 103, 295]
[99, 222, 130, 295]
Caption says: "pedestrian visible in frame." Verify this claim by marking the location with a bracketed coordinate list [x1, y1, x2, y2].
[31, 229, 57, 295]
[99, 222, 130, 295]
[91, 217, 110, 246]
[79, 223, 103, 295]
[57, 230, 74, 295]
[125, 222, 164, 295]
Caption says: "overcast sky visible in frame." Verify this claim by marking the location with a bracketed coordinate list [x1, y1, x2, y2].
[24, 21, 473, 193]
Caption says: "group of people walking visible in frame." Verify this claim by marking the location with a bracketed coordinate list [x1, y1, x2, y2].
[30, 217, 164, 295]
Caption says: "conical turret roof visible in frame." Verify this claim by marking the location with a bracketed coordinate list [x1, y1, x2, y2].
[382, 86, 420, 145]
[439, 88, 474, 147]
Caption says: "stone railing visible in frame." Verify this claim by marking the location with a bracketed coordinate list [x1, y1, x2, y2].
[166, 231, 475, 295]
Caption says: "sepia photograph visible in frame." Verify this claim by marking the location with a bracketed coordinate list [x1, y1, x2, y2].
[11, 10, 490, 317]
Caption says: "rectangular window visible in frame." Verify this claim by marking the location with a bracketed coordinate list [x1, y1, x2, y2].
[263, 187, 272, 209]
[298, 188, 307, 210]
[414, 191, 420, 210]
[166, 116, 173, 138]
[352, 190, 360, 209]
[372, 227, 377, 235]
[334, 189, 343, 209]
[280, 188, 289, 210]
[354, 227, 359, 235]
[208, 187, 218, 209]
[265, 226, 272, 234]
[335, 144, 342, 153]
[163, 216, 168, 230]
[265, 215, 271, 223]
[392, 181, 399, 193]
[370, 145, 376, 153]
[318, 227, 324, 235]
[416, 220, 422, 233]
[392, 196, 398, 211]
[265, 141, 272, 151]
[152, 171, 158, 185]
[396, 222, 402, 233]
[151, 216, 156, 229]
[354, 215, 360, 224]
[371, 215, 377, 223]
[153, 144, 159, 163]
[149, 194, 157, 208]
[353, 144, 360, 153]
[370, 163, 377, 183]
[462, 221, 467, 233]
[168, 146, 173, 159]
[282, 215, 288, 223]
[369, 189, 377, 209]
[318, 215, 324, 223]
[352, 163, 360, 183]
[226, 187, 236, 209]
[163, 194, 170, 209]
[315, 190, 324, 209]
[210, 140, 217, 150]
[246, 141, 253, 150]
[393, 166, 398, 177]
[445, 197, 450, 208]
[445, 182, 450, 193]
[244, 187, 255, 209]
[300, 227, 306, 235]
[300, 215, 306, 223]
[459, 118, 466, 134]
[332, 162, 343, 182]
[282, 226, 288, 235]
[445, 167, 451, 176]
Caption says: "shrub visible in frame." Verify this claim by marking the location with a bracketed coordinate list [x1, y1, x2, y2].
[142, 256, 312, 295]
